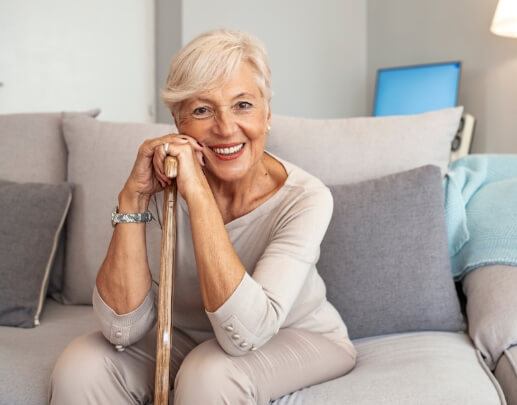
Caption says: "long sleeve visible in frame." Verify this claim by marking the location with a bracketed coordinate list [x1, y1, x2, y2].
[92, 284, 157, 349]
[205, 186, 334, 356]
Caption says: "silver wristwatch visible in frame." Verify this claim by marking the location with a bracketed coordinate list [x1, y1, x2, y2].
[111, 206, 154, 227]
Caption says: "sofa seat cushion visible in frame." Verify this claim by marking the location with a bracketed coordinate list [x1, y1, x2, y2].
[0, 299, 98, 405]
[272, 332, 505, 405]
[495, 346, 517, 405]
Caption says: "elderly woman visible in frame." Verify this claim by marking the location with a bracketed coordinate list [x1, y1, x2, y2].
[49, 29, 356, 404]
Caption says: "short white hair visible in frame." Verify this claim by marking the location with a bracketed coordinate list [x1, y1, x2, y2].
[161, 28, 272, 117]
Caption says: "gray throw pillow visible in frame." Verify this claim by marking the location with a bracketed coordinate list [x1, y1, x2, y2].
[0, 180, 72, 327]
[317, 165, 466, 339]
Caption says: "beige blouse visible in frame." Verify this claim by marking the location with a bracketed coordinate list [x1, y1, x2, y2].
[93, 151, 356, 359]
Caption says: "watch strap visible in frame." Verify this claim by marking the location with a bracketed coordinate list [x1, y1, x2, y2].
[111, 206, 154, 227]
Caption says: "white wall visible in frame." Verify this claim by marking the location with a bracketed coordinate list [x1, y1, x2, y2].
[0, 0, 155, 122]
[368, 0, 517, 153]
[180, 0, 367, 119]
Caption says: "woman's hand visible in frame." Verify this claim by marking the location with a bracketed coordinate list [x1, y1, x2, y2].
[121, 134, 206, 205]
[152, 134, 208, 200]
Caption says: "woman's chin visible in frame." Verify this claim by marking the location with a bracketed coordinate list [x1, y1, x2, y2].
[206, 163, 249, 184]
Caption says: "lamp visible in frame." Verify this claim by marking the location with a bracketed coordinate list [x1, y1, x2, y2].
[491, 0, 517, 37]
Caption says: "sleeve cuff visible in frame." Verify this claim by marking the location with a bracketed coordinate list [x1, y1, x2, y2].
[205, 272, 269, 356]
[92, 285, 157, 347]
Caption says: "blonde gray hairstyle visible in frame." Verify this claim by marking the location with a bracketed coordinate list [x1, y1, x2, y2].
[161, 29, 272, 117]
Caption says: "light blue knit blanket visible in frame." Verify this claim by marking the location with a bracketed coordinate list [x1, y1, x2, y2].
[443, 154, 517, 280]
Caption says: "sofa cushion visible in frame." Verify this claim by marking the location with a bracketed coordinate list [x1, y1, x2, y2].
[0, 110, 100, 303]
[266, 107, 463, 185]
[0, 109, 101, 183]
[0, 299, 98, 405]
[317, 165, 465, 339]
[495, 346, 517, 405]
[272, 332, 505, 405]
[463, 265, 517, 369]
[62, 115, 174, 304]
[0, 180, 72, 327]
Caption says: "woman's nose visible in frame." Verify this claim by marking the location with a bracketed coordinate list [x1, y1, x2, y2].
[213, 108, 238, 136]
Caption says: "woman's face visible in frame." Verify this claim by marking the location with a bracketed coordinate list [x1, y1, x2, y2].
[176, 62, 270, 184]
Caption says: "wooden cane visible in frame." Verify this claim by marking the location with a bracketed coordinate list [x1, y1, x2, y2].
[154, 156, 178, 405]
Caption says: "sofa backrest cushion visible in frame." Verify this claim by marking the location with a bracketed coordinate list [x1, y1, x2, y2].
[1, 112, 66, 184]
[60, 108, 462, 306]
[62, 115, 174, 304]
[266, 107, 463, 185]
[0, 110, 100, 183]
[317, 165, 466, 339]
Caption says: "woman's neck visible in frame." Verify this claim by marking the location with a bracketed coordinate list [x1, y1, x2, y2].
[205, 153, 287, 223]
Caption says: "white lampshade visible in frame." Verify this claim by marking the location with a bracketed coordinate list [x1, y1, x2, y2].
[491, 0, 517, 38]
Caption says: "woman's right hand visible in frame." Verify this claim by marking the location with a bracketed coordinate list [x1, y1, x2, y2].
[119, 134, 202, 209]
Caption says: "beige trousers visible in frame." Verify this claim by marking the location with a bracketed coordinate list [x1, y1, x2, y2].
[48, 326, 356, 405]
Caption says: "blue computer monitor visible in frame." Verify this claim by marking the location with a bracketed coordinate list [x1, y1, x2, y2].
[373, 61, 461, 116]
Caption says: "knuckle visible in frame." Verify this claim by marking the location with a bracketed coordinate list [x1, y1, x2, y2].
[138, 140, 151, 151]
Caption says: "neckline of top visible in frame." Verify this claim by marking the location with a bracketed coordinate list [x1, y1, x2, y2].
[178, 150, 295, 230]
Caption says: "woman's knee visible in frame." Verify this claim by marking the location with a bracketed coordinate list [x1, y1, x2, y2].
[50, 332, 115, 394]
[174, 339, 256, 403]
[49, 332, 124, 404]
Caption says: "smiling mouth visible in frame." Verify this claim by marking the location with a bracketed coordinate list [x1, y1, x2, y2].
[209, 143, 245, 156]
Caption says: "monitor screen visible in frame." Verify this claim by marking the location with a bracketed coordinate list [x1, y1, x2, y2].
[373, 61, 461, 116]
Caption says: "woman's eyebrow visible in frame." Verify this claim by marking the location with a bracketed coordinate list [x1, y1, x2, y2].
[232, 92, 256, 100]
[193, 92, 256, 104]
[193, 97, 215, 104]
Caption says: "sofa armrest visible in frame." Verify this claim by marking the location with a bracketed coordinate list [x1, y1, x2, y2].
[495, 346, 517, 405]
[463, 265, 517, 369]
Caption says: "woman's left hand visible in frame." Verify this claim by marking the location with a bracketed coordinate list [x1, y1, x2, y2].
[152, 133, 208, 200]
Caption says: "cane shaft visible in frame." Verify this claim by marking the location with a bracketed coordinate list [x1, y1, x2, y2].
[154, 157, 178, 405]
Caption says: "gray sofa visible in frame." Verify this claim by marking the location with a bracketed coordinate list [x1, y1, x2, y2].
[1, 108, 516, 405]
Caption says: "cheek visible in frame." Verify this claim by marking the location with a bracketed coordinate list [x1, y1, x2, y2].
[177, 122, 204, 139]
[244, 125, 267, 143]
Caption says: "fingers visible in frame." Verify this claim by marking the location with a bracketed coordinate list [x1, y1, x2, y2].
[195, 150, 205, 167]
[152, 135, 206, 187]
[147, 132, 206, 187]
[158, 133, 204, 152]
[153, 138, 187, 186]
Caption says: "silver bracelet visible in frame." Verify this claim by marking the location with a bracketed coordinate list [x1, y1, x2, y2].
[111, 206, 154, 227]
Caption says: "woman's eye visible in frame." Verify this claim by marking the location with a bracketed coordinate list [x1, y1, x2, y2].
[192, 106, 212, 117]
[235, 101, 253, 110]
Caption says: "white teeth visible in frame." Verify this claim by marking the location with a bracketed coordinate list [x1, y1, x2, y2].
[212, 143, 244, 155]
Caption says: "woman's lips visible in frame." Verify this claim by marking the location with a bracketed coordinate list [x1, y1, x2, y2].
[210, 143, 245, 161]
[209, 142, 243, 148]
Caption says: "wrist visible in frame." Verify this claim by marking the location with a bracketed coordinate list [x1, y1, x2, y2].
[118, 188, 151, 213]
[184, 182, 212, 205]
